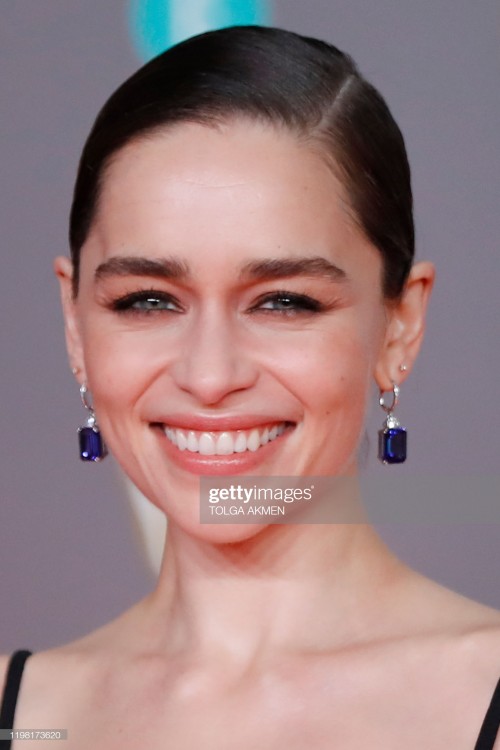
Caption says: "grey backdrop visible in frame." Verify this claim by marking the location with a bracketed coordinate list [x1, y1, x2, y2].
[1, 1, 499, 652]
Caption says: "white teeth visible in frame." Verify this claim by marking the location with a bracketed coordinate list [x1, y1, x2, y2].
[187, 431, 198, 452]
[176, 430, 188, 451]
[247, 429, 260, 452]
[216, 432, 234, 455]
[199, 433, 216, 455]
[163, 422, 290, 455]
[234, 432, 247, 453]
[268, 425, 278, 440]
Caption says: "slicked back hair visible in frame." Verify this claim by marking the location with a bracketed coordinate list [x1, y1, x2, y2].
[69, 25, 414, 299]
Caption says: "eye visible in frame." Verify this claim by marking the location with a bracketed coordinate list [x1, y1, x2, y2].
[111, 290, 181, 313]
[252, 291, 324, 315]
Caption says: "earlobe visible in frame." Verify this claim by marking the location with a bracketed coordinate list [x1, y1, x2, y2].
[53, 256, 86, 382]
[375, 261, 435, 391]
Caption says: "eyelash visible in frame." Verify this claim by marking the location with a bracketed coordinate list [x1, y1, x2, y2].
[111, 290, 180, 313]
[109, 289, 327, 316]
[251, 290, 325, 315]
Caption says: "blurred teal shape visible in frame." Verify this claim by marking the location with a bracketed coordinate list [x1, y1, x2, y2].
[128, 0, 271, 62]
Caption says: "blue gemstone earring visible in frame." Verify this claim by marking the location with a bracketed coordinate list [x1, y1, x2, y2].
[78, 384, 107, 462]
[378, 382, 407, 464]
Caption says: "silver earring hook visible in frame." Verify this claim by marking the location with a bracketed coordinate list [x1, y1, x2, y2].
[379, 382, 400, 415]
[80, 383, 94, 412]
[80, 384, 97, 428]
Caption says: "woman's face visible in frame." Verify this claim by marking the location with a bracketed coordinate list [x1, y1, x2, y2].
[59, 119, 393, 538]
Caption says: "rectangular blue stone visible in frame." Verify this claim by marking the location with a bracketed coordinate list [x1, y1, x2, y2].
[378, 427, 407, 464]
[78, 427, 106, 462]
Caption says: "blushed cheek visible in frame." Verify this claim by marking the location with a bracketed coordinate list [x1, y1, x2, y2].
[314, 318, 372, 390]
[79, 328, 153, 422]
[309, 329, 372, 452]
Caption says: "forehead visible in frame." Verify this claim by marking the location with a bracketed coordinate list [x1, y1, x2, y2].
[88, 119, 379, 279]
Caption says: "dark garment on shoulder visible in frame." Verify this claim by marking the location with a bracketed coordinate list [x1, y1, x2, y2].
[475, 676, 500, 749]
[0, 649, 499, 748]
[0, 651, 32, 750]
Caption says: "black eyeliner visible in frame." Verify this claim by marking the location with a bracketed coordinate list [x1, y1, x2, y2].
[109, 289, 180, 312]
[251, 290, 326, 313]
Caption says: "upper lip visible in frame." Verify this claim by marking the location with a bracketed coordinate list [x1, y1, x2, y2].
[154, 415, 294, 432]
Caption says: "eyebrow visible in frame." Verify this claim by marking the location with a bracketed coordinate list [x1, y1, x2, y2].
[94, 255, 347, 284]
[238, 257, 347, 283]
[94, 257, 190, 282]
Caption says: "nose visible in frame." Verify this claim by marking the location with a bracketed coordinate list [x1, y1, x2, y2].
[169, 304, 259, 405]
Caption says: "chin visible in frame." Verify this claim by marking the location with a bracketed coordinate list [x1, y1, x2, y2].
[174, 515, 272, 545]
[132, 480, 272, 546]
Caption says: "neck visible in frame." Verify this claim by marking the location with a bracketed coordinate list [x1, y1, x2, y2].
[138, 482, 406, 667]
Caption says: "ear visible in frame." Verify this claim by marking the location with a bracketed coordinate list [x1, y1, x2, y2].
[375, 261, 435, 391]
[54, 256, 86, 383]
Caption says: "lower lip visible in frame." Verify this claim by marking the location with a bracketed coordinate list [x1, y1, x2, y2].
[155, 424, 295, 475]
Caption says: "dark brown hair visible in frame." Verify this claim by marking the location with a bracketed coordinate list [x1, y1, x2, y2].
[69, 25, 414, 298]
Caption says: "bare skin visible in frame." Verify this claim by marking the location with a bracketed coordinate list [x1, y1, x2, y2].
[2, 121, 499, 748]
[2, 532, 500, 749]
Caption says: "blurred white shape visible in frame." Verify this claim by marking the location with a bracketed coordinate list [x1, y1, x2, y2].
[124, 477, 166, 574]
[169, 0, 214, 46]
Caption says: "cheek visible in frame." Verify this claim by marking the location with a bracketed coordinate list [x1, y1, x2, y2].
[285, 317, 373, 407]
[317, 338, 370, 436]
[80, 327, 159, 416]
[291, 313, 380, 468]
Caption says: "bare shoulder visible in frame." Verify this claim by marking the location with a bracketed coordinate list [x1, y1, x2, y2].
[9, 603, 150, 723]
[400, 566, 500, 633]
[396, 568, 500, 696]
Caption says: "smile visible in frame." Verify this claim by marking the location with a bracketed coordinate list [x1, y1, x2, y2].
[163, 422, 288, 455]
